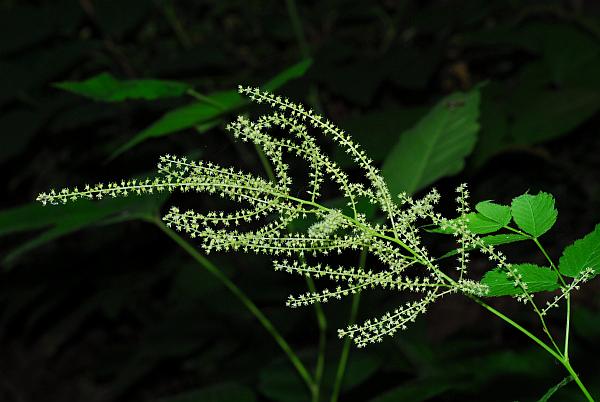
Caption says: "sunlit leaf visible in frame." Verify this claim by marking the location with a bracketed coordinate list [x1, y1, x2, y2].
[558, 223, 600, 278]
[510, 192, 557, 238]
[465, 212, 504, 234]
[481, 263, 559, 297]
[475, 201, 511, 227]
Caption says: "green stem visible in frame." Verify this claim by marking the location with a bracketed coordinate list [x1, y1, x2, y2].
[330, 249, 366, 402]
[531, 237, 573, 359]
[475, 298, 563, 361]
[285, 0, 311, 58]
[152, 218, 315, 393]
[306, 276, 327, 402]
[186, 89, 227, 110]
[160, 0, 193, 50]
[532, 237, 567, 287]
[254, 144, 276, 182]
[254, 146, 323, 400]
[565, 291, 571, 360]
[562, 358, 595, 402]
[476, 298, 595, 402]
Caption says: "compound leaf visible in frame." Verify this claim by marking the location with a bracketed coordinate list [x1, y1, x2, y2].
[510, 192, 557, 238]
[481, 263, 559, 297]
[558, 223, 600, 278]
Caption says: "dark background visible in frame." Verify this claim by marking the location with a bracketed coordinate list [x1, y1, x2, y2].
[2, 1, 600, 401]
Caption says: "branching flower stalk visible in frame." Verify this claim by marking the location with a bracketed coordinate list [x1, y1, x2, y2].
[38, 87, 597, 401]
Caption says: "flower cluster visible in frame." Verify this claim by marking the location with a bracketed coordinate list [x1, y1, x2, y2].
[42, 86, 564, 348]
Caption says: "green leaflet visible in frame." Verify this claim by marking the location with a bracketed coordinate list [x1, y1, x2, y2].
[558, 223, 600, 278]
[461, 201, 512, 235]
[382, 87, 480, 196]
[465, 212, 504, 234]
[481, 263, 559, 297]
[475, 201, 511, 227]
[54, 72, 191, 102]
[510, 192, 557, 238]
[429, 208, 511, 236]
[110, 59, 312, 159]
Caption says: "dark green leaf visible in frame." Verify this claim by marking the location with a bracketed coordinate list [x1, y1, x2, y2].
[510, 88, 600, 146]
[558, 223, 600, 278]
[335, 106, 425, 167]
[0, 42, 89, 105]
[537, 376, 573, 402]
[471, 94, 509, 167]
[521, 22, 600, 87]
[511, 192, 557, 238]
[155, 383, 256, 402]
[261, 58, 313, 92]
[0, 5, 54, 55]
[342, 354, 381, 391]
[54, 72, 191, 102]
[370, 378, 454, 402]
[259, 357, 309, 402]
[0, 194, 165, 265]
[110, 59, 312, 159]
[572, 307, 600, 339]
[111, 91, 241, 159]
[382, 87, 480, 196]
[0, 108, 44, 162]
[94, 0, 152, 37]
[481, 263, 559, 297]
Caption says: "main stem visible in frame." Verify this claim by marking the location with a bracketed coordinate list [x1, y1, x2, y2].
[306, 275, 327, 402]
[531, 237, 573, 361]
[475, 298, 594, 401]
[330, 249, 366, 402]
[254, 145, 324, 401]
[383, 223, 593, 401]
[152, 218, 316, 393]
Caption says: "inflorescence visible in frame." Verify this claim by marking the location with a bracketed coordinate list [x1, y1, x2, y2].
[38, 86, 575, 348]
